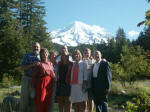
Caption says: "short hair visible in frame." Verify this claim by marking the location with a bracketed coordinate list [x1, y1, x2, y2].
[61, 45, 69, 55]
[84, 48, 91, 53]
[94, 50, 102, 57]
[72, 49, 82, 61]
[32, 42, 40, 47]
[84, 48, 91, 56]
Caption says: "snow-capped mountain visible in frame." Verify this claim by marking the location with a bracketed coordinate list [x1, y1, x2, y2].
[50, 21, 113, 46]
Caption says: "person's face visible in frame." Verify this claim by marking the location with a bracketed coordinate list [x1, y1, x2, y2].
[50, 53, 57, 62]
[95, 51, 101, 61]
[62, 46, 68, 55]
[61, 54, 68, 62]
[32, 43, 40, 54]
[73, 53, 80, 62]
[41, 51, 49, 60]
[84, 50, 91, 59]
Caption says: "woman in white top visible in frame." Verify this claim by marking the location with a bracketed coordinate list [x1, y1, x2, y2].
[70, 50, 88, 112]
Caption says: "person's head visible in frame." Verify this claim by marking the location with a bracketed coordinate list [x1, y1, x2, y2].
[60, 54, 69, 64]
[40, 48, 49, 61]
[72, 49, 82, 62]
[50, 51, 58, 64]
[94, 50, 102, 62]
[61, 45, 68, 55]
[83, 48, 91, 59]
[32, 42, 40, 55]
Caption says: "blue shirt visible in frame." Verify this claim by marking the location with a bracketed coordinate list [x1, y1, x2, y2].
[22, 52, 40, 76]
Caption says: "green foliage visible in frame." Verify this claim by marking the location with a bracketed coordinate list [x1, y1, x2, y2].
[114, 28, 131, 62]
[137, 1, 150, 27]
[133, 27, 150, 51]
[111, 45, 150, 85]
[0, 0, 26, 81]
[123, 93, 150, 112]
[17, 0, 53, 49]
[0, 0, 53, 82]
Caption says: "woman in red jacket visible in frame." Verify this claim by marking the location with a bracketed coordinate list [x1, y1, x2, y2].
[32, 48, 55, 112]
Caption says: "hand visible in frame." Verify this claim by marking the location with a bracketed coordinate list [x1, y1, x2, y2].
[106, 89, 110, 94]
[102, 58, 106, 62]
[32, 62, 40, 67]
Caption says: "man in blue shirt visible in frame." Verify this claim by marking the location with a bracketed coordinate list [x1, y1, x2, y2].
[20, 42, 40, 112]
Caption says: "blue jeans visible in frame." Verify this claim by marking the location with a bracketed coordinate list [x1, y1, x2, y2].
[96, 101, 108, 112]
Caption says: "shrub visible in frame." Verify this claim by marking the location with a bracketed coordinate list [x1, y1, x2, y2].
[123, 92, 150, 112]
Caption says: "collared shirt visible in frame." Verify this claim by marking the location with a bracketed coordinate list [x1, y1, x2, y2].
[22, 52, 40, 76]
[93, 60, 101, 78]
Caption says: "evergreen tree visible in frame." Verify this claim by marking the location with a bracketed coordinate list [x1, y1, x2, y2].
[112, 45, 150, 85]
[133, 27, 150, 51]
[115, 28, 130, 62]
[0, 0, 53, 82]
[103, 37, 117, 62]
[0, 0, 26, 82]
[18, 0, 53, 49]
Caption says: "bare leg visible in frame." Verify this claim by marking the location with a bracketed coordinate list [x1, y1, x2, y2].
[64, 96, 72, 112]
[78, 102, 86, 112]
[74, 103, 79, 112]
[87, 99, 94, 112]
[58, 96, 64, 112]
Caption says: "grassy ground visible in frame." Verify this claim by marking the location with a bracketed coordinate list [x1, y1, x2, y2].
[0, 80, 150, 112]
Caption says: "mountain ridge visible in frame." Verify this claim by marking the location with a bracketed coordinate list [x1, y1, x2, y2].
[50, 21, 113, 46]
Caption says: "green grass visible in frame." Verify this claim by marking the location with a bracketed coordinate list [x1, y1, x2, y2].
[0, 80, 150, 112]
[109, 80, 150, 111]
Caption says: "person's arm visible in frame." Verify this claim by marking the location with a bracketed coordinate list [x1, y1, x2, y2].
[51, 63, 56, 86]
[21, 54, 37, 71]
[105, 62, 112, 94]
[21, 63, 36, 71]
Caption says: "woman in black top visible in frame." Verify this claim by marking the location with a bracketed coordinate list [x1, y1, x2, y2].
[56, 53, 72, 112]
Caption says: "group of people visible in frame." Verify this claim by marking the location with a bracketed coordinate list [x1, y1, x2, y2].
[20, 42, 112, 112]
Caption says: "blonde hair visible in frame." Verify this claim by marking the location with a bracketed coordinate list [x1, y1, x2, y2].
[72, 49, 82, 61]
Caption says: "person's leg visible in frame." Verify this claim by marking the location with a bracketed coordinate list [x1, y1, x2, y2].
[78, 102, 86, 112]
[57, 96, 64, 112]
[96, 104, 102, 112]
[20, 76, 30, 112]
[64, 96, 72, 112]
[49, 84, 56, 112]
[102, 101, 108, 112]
[87, 99, 94, 112]
[74, 103, 78, 112]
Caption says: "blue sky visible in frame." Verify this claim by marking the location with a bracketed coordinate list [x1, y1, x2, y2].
[44, 0, 150, 40]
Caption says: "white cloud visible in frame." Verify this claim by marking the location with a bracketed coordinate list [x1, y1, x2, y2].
[128, 30, 139, 37]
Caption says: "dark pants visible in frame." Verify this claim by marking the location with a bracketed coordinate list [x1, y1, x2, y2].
[93, 95, 108, 112]
[95, 101, 108, 112]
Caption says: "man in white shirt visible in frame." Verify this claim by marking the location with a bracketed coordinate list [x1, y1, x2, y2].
[56, 45, 73, 63]
[91, 51, 112, 112]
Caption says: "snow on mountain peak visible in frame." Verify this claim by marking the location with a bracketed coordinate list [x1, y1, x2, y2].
[50, 21, 112, 46]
